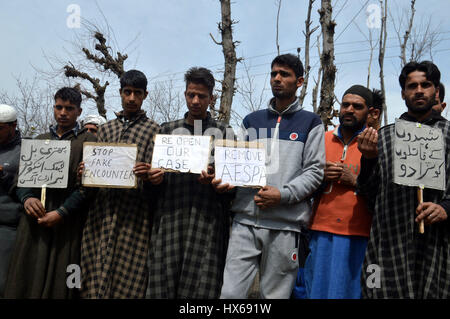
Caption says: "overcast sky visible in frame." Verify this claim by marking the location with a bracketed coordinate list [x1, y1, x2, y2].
[1, 0, 450, 126]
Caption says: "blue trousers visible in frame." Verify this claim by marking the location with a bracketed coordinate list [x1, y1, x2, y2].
[304, 231, 368, 299]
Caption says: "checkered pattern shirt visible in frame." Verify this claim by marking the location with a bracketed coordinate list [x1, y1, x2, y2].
[358, 112, 450, 298]
[146, 113, 234, 298]
[80, 110, 160, 298]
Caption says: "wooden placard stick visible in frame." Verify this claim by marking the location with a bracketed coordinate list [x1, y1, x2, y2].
[417, 184, 424, 234]
[41, 184, 47, 210]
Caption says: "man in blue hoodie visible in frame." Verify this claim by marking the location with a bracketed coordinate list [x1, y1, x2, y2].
[219, 54, 325, 299]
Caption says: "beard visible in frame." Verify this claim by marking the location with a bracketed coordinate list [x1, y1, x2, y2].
[339, 114, 365, 131]
[406, 96, 436, 114]
[271, 89, 292, 99]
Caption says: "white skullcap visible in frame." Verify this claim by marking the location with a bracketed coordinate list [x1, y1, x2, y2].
[83, 114, 107, 126]
[0, 104, 17, 123]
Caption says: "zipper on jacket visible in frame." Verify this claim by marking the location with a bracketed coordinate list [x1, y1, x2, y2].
[341, 144, 348, 161]
[258, 115, 282, 223]
[267, 115, 282, 165]
[336, 131, 359, 161]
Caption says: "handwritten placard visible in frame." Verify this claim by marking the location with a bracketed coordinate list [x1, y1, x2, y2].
[18, 139, 70, 188]
[214, 139, 267, 187]
[393, 119, 445, 191]
[82, 142, 137, 188]
[151, 134, 211, 174]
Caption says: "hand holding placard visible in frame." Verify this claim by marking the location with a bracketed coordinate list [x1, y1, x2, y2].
[394, 120, 446, 234]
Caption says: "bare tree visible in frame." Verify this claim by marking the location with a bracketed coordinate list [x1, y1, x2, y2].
[210, 0, 242, 124]
[275, 0, 282, 55]
[389, 0, 441, 83]
[408, 15, 442, 62]
[379, 0, 388, 126]
[145, 77, 184, 124]
[36, 16, 130, 120]
[317, 0, 337, 130]
[0, 76, 54, 137]
[299, 0, 319, 107]
[312, 34, 322, 113]
[231, 62, 270, 127]
[63, 23, 128, 119]
[353, 20, 377, 89]
[400, 0, 416, 66]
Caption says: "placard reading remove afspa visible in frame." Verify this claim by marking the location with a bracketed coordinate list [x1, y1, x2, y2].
[82, 142, 138, 188]
[151, 134, 212, 174]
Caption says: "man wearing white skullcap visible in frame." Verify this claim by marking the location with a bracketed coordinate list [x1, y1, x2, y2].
[0, 104, 21, 297]
[82, 114, 106, 136]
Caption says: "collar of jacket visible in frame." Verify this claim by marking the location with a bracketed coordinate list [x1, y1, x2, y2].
[0, 129, 21, 151]
[49, 122, 81, 139]
[115, 110, 147, 124]
[183, 111, 214, 127]
[399, 109, 446, 125]
[333, 124, 366, 143]
[267, 96, 302, 115]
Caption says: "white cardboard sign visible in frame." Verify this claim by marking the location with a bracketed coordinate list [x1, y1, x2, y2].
[151, 134, 211, 174]
[214, 140, 266, 187]
[393, 119, 446, 191]
[18, 139, 70, 188]
[82, 142, 137, 188]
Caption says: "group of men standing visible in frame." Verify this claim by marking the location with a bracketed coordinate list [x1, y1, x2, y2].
[0, 54, 448, 299]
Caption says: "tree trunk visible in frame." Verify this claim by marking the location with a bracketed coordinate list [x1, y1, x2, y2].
[400, 0, 416, 66]
[379, 0, 388, 126]
[211, 0, 240, 124]
[276, 0, 282, 55]
[299, 0, 319, 107]
[317, 0, 337, 130]
[312, 35, 322, 114]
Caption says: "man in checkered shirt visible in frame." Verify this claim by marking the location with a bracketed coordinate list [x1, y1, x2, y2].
[145, 67, 235, 299]
[358, 61, 450, 298]
[80, 70, 162, 298]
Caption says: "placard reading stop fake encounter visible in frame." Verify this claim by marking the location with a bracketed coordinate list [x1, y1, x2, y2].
[82, 142, 138, 188]
[151, 134, 211, 174]
[214, 140, 267, 187]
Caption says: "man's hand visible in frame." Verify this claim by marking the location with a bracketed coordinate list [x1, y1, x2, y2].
[324, 161, 343, 182]
[357, 127, 378, 159]
[198, 166, 215, 185]
[133, 162, 164, 185]
[211, 178, 235, 193]
[325, 161, 357, 187]
[416, 202, 448, 225]
[339, 165, 357, 187]
[133, 162, 152, 181]
[37, 210, 63, 228]
[148, 168, 164, 185]
[77, 161, 85, 182]
[254, 185, 281, 210]
[24, 197, 46, 219]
